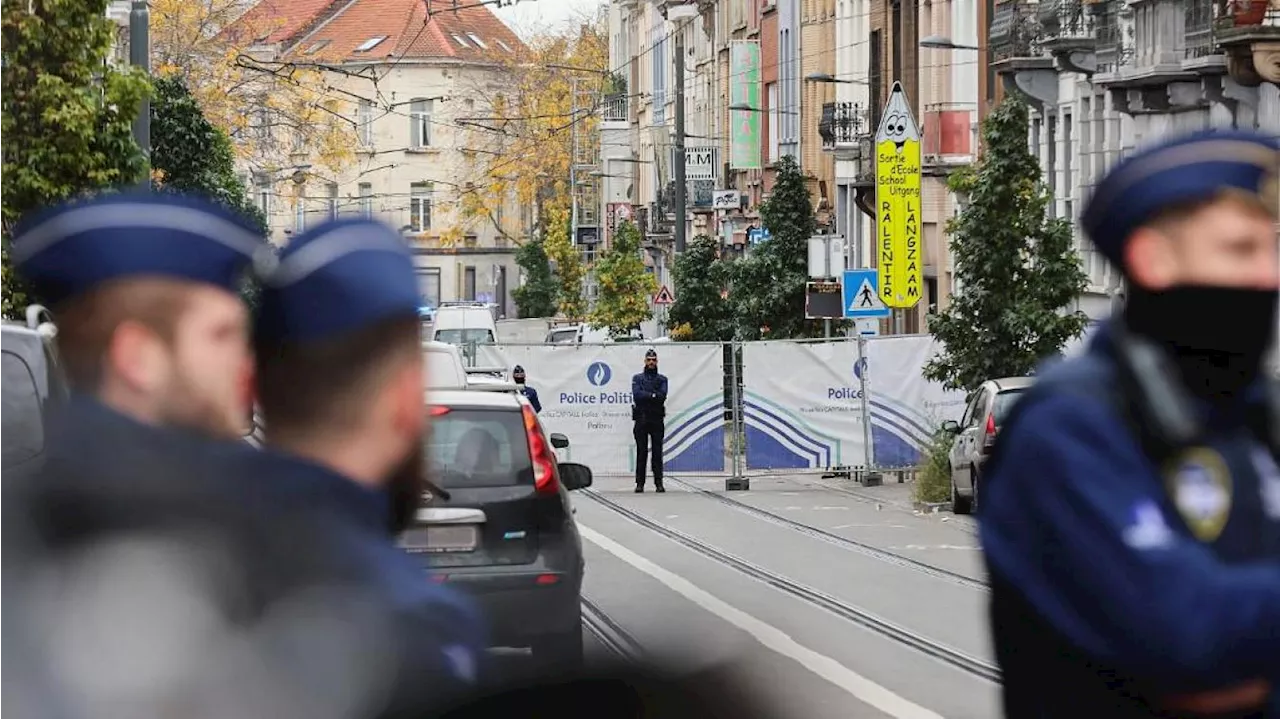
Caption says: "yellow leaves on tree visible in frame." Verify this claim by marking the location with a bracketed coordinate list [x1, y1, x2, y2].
[150, 0, 353, 179]
[542, 206, 586, 319]
[453, 16, 609, 244]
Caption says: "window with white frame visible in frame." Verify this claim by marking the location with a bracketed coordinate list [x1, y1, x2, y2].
[410, 182, 433, 231]
[358, 182, 373, 218]
[355, 36, 387, 52]
[256, 177, 272, 217]
[410, 99, 432, 149]
[294, 186, 306, 232]
[767, 82, 779, 162]
[465, 32, 487, 49]
[358, 99, 374, 145]
[327, 182, 339, 219]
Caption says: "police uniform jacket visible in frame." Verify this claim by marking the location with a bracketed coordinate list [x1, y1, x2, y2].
[631, 372, 668, 424]
[981, 324, 1280, 718]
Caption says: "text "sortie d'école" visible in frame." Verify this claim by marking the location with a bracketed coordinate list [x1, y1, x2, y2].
[560, 391, 634, 405]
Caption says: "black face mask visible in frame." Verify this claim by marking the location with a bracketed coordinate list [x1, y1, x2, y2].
[1123, 285, 1278, 401]
[513, 375, 525, 385]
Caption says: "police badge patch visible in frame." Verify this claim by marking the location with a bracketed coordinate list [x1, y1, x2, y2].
[1164, 448, 1234, 542]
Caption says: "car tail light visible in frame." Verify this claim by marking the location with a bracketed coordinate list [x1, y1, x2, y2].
[985, 414, 996, 437]
[982, 414, 997, 452]
[522, 404, 559, 494]
[428, 406, 450, 417]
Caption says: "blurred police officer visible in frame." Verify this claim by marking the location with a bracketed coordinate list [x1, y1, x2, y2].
[251, 218, 487, 715]
[513, 364, 542, 412]
[631, 348, 668, 493]
[981, 129, 1280, 718]
[3, 191, 274, 718]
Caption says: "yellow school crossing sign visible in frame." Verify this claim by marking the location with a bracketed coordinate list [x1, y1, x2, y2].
[874, 81, 923, 309]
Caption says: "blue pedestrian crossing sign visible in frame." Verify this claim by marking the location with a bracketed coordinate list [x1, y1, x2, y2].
[843, 269, 890, 319]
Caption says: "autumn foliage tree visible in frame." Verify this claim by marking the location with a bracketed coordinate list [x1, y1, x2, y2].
[543, 206, 586, 319]
[589, 220, 657, 336]
[454, 15, 608, 243]
[2, 0, 150, 316]
[151, 0, 354, 183]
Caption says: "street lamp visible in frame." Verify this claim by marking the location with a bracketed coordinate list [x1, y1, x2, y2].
[920, 35, 982, 51]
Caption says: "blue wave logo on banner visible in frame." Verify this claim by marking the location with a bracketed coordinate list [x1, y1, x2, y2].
[586, 361, 612, 387]
[634, 394, 725, 473]
[854, 357, 868, 381]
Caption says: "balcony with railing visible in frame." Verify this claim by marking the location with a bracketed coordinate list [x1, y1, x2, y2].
[1214, 0, 1280, 85]
[600, 93, 629, 126]
[990, 0, 1059, 107]
[818, 101, 874, 183]
[1090, 0, 1134, 76]
[1034, 0, 1099, 72]
[922, 103, 976, 173]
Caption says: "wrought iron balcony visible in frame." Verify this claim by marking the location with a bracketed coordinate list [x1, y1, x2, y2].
[1090, 0, 1134, 74]
[989, 0, 1039, 61]
[1037, 0, 1096, 44]
[818, 101, 869, 151]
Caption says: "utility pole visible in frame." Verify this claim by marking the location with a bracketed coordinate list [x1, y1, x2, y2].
[569, 76, 580, 261]
[130, 0, 151, 187]
[673, 27, 687, 255]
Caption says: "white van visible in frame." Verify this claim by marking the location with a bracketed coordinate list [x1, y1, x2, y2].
[431, 302, 497, 346]
[423, 340, 518, 393]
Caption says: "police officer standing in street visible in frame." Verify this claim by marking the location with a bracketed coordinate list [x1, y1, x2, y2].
[513, 364, 542, 412]
[632, 348, 669, 493]
[251, 217, 487, 714]
[981, 129, 1280, 718]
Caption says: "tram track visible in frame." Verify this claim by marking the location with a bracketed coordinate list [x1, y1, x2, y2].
[581, 488, 1001, 685]
[581, 596, 645, 663]
[664, 477, 987, 592]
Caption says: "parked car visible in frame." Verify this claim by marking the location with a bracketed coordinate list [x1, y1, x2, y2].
[431, 302, 498, 346]
[411, 390, 592, 667]
[941, 376, 1034, 515]
[2, 306, 67, 483]
[423, 340, 519, 393]
[543, 323, 644, 345]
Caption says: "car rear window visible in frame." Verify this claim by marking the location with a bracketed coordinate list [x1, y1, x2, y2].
[2, 351, 44, 467]
[993, 389, 1027, 423]
[425, 408, 532, 487]
[434, 328, 495, 345]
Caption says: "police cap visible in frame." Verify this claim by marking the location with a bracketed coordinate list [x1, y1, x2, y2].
[645, 348, 658, 359]
[256, 218, 418, 344]
[10, 190, 267, 305]
[1081, 128, 1279, 268]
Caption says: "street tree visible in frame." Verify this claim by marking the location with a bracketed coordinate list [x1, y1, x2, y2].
[669, 235, 733, 341]
[542, 206, 586, 319]
[588, 220, 657, 336]
[512, 236, 559, 318]
[2, 0, 150, 317]
[152, 0, 354, 183]
[923, 97, 1089, 393]
[454, 15, 608, 243]
[729, 154, 815, 339]
[151, 75, 267, 232]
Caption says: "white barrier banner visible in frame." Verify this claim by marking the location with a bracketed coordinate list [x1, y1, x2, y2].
[741, 336, 966, 470]
[469, 344, 725, 474]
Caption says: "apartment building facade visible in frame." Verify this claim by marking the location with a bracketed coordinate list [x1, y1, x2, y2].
[231, 0, 528, 317]
[991, 0, 1280, 319]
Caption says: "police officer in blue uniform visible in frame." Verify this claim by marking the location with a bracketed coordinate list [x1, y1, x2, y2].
[250, 217, 488, 714]
[632, 348, 669, 493]
[981, 129, 1280, 718]
[513, 364, 542, 412]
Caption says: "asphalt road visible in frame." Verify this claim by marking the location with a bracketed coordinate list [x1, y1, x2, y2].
[562, 473, 999, 719]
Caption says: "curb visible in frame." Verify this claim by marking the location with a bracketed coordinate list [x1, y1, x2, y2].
[913, 501, 951, 514]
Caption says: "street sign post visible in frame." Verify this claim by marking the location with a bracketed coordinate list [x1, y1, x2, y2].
[747, 226, 772, 245]
[874, 81, 924, 310]
[842, 269, 891, 319]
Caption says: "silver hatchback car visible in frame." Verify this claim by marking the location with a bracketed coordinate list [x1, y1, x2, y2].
[941, 376, 1034, 515]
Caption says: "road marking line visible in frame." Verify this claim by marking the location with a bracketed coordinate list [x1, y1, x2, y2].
[578, 524, 945, 719]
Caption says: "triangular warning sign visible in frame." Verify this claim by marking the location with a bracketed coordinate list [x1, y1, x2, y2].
[849, 279, 885, 312]
[653, 285, 675, 305]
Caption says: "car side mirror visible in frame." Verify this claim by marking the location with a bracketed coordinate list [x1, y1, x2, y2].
[941, 420, 961, 434]
[549, 433, 570, 449]
[559, 462, 593, 491]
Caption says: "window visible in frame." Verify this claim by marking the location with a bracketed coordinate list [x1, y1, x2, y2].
[410, 99, 433, 148]
[993, 389, 1027, 423]
[465, 32, 488, 49]
[294, 187, 306, 232]
[256, 106, 272, 142]
[766, 82, 779, 161]
[358, 99, 374, 145]
[2, 352, 44, 467]
[327, 182, 339, 219]
[358, 182, 373, 218]
[417, 267, 442, 307]
[452, 33, 470, 48]
[355, 36, 387, 52]
[496, 39, 512, 52]
[410, 182, 433, 231]
[1047, 113, 1058, 217]
[463, 266, 477, 301]
[256, 178, 272, 217]
[423, 409, 533, 488]
[868, 30, 883, 130]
